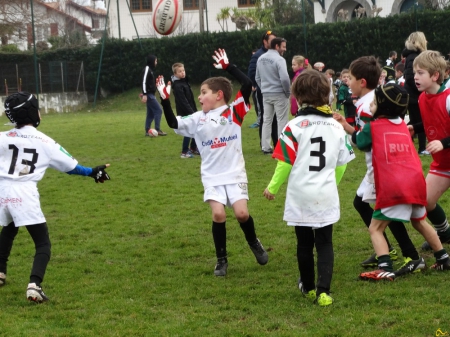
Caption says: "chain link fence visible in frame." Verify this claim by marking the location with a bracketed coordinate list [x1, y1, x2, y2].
[1, 61, 85, 95]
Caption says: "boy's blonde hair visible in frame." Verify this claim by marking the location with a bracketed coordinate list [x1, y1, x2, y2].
[341, 69, 350, 75]
[292, 55, 306, 67]
[201, 77, 233, 103]
[325, 69, 335, 76]
[291, 69, 330, 107]
[405, 31, 427, 53]
[413, 50, 446, 84]
[172, 62, 184, 74]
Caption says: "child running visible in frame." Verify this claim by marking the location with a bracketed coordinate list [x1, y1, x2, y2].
[157, 49, 268, 276]
[344, 83, 450, 281]
[0, 92, 111, 302]
[409, 50, 450, 251]
[263, 70, 355, 306]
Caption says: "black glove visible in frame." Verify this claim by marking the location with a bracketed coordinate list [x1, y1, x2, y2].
[89, 165, 111, 183]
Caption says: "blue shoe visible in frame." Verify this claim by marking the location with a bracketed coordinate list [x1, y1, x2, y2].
[249, 122, 260, 128]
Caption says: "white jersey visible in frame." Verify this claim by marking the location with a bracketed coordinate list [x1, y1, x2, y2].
[0, 126, 78, 184]
[273, 113, 355, 227]
[174, 91, 249, 188]
[355, 90, 375, 187]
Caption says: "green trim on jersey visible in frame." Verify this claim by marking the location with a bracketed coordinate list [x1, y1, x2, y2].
[373, 209, 408, 223]
[356, 122, 373, 152]
[59, 146, 73, 158]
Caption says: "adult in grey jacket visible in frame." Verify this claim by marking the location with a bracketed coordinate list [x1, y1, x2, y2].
[256, 37, 290, 153]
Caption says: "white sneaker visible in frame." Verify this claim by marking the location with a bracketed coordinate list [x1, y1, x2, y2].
[180, 152, 193, 158]
[0, 272, 6, 286]
[26, 283, 49, 303]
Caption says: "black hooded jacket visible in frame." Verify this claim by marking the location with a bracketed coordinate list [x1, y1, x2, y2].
[402, 48, 421, 102]
[142, 55, 157, 95]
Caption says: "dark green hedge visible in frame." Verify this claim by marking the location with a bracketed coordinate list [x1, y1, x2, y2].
[1, 9, 449, 94]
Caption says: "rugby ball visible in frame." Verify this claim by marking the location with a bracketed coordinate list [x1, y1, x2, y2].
[148, 129, 158, 137]
[314, 62, 325, 71]
[152, 0, 183, 35]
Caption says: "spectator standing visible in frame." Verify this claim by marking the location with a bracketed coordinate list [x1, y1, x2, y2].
[256, 37, 290, 154]
[290, 55, 308, 116]
[248, 31, 278, 146]
[403, 32, 428, 155]
[142, 54, 167, 136]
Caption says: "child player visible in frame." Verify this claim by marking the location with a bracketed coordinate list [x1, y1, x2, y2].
[156, 49, 268, 276]
[263, 70, 355, 306]
[0, 92, 111, 302]
[351, 83, 450, 281]
[409, 50, 450, 252]
[171, 62, 199, 158]
[335, 69, 356, 127]
[334, 56, 423, 273]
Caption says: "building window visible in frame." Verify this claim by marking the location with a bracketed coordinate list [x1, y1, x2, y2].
[184, 0, 199, 10]
[92, 18, 100, 29]
[131, 0, 151, 12]
[238, 0, 256, 7]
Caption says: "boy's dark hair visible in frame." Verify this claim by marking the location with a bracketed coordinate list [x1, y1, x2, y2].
[270, 37, 286, 49]
[4, 91, 40, 128]
[201, 77, 233, 104]
[261, 30, 275, 43]
[395, 62, 405, 72]
[349, 56, 381, 90]
[389, 51, 397, 58]
[373, 83, 409, 119]
[291, 69, 330, 107]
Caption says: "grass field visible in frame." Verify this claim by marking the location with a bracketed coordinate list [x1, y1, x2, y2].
[0, 88, 449, 337]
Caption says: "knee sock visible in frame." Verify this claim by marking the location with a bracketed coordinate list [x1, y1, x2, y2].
[377, 255, 393, 272]
[387, 221, 419, 260]
[428, 204, 450, 235]
[239, 215, 257, 245]
[212, 221, 227, 260]
[434, 249, 449, 264]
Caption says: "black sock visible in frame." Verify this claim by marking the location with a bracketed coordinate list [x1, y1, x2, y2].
[434, 249, 449, 264]
[30, 276, 41, 287]
[212, 221, 227, 260]
[239, 215, 257, 245]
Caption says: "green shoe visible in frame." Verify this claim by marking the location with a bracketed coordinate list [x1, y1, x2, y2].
[389, 248, 398, 261]
[298, 279, 316, 302]
[315, 293, 334, 307]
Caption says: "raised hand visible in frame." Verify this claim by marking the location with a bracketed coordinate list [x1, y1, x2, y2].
[212, 48, 229, 70]
[156, 75, 171, 100]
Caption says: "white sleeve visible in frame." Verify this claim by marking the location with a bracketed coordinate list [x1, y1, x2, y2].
[48, 142, 78, 172]
[337, 132, 355, 166]
[174, 111, 201, 138]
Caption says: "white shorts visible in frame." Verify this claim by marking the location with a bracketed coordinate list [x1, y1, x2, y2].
[373, 204, 427, 223]
[204, 183, 249, 207]
[356, 178, 376, 204]
[0, 182, 46, 227]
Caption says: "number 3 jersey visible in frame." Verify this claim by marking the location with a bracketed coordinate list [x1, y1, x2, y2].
[0, 126, 78, 184]
[273, 112, 355, 226]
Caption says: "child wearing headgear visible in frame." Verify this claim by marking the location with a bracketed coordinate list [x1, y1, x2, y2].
[0, 92, 111, 303]
[263, 70, 355, 306]
[343, 83, 450, 281]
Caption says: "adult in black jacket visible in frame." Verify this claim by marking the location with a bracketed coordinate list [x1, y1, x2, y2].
[403, 31, 428, 154]
[171, 64, 199, 156]
[248, 31, 278, 152]
[142, 54, 166, 136]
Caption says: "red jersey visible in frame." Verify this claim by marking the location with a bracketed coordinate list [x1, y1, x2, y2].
[371, 119, 426, 209]
[419, 89, 450, 171]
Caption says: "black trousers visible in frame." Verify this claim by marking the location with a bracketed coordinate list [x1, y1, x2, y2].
[295, 225, 334, 296]
[408, 102, 426, 152]
[256, 88, 278, 147]
[0, 222, 51, 283]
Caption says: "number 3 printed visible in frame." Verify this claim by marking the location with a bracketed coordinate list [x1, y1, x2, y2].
[309, 137, 326, 171]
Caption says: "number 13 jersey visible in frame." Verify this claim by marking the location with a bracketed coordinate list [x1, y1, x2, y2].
[0, 126, 78, 184]
[273, 113, 355, 226]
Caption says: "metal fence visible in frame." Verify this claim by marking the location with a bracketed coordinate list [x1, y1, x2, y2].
[1, 61, 85, 95]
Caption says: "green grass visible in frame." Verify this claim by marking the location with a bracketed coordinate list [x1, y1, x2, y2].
[0, 88, 449, 337]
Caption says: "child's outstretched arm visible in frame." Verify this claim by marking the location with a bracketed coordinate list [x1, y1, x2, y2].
[67, 164, 111, 183]
[156, 76, 178, 129]
[263, 160, 292, 200]
[213, 49, 252, 105]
